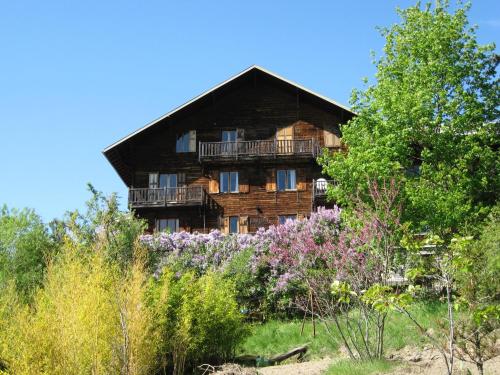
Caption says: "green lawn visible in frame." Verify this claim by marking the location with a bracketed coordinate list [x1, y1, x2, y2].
[240, 302, 445, 362]
[325, 359, 398, 375]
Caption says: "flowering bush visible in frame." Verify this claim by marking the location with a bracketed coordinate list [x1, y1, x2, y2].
[140, 207, 347, 315]
[140, 230, 254, 275]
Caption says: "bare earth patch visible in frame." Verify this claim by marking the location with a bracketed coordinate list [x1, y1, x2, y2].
[256, 357, 332, 375]
[214, 345, 500, 375]
[388, 346, 500, 375]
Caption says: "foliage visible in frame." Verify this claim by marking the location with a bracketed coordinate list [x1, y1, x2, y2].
[325, 358, 397, 375]
[241, 302, 446, 361]
[0, 205, 56, 300]
[0, 242, 159, 375]
[141, 229, 253, 276]
[64, 184, 148, 270]
[451, 207, 500, 375]
[318, 0, 499, 235]
[141, 207, 344, 317]
[148, 268, 248, 374]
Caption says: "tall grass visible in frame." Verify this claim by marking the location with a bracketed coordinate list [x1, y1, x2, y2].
[241, 301, 446, 360]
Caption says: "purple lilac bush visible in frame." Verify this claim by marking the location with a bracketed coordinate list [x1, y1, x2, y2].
[140, 207, 344, 293]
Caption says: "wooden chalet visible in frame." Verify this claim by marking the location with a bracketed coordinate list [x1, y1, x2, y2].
[103, 66, 354, 233]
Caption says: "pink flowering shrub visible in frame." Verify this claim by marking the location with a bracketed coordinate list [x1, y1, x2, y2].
[140, 207, 350, 315]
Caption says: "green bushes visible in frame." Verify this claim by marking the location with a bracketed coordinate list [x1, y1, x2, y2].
[149, 269, 249, 374]
[0, 242, 248, 375]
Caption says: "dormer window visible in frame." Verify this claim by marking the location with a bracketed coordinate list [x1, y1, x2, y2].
[176, 130, 196, 152]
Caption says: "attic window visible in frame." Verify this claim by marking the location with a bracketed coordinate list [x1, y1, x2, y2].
[176, 130, 196, 152]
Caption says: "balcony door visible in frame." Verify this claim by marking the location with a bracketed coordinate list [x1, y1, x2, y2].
[221, 130, 237, 155]
[276, 126, 294, 153]
[159, 174, 177, 202]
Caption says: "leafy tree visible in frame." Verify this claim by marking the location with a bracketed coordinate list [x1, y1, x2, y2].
[319, 0, 499, 235]
[64, 184, 148, 270]
[452, 207, 500, 375]
[0, 205, 56, 300]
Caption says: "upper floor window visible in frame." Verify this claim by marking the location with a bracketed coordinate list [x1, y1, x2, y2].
[222, 130, 237, 142]
[176, 130, 196, 153]
[276, 126, 293, 141]
[278, 215, 297, 225]
[277, 169, 296, 191]
[220, 171, 239, 193]
[157, 218, 179, 233]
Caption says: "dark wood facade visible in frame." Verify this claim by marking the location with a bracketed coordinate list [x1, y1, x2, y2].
[104, 66, 354, 233]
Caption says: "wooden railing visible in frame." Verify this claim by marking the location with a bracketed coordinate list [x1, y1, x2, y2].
[312, 179, 336, 199]
[128, 186, 205, 208]
[199, 139, 319, 161]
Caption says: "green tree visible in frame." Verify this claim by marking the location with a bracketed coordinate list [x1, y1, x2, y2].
[0, 206, 55, 300]
[452, 207, 500, 375]
[64, 184, 148, 270]
[319, 0, 499, 235]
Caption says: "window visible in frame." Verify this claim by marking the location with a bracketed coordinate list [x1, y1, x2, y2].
[229, 216, 239, 234]
[222, 130, 237, 142]
[176, 130, 196, 152]
[277, 169, 296, 191]
[149, 173, 159, 188]
[220, 171, 239, 193]
[278, 215, 296, 225]
[157, 219, 179, 233]
[159, 174, 177, 188]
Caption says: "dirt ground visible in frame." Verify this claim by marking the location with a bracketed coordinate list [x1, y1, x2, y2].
[387, 345, 500, 375]
[214, 346, 500, 375]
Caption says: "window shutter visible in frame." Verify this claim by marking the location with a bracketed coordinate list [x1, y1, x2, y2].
[239, 171, 249, 193]
[222, 217, 229, 234]
[324, 126, 341, 148]
[297, 169, 307, 191]
[266, 169, 276, 192]
[209, 171, 219, 193]
[188, 130, 196, 152]
[239, 216, 248, 234]
[332, 133, 341, 147]
[237, 128, 245, 141]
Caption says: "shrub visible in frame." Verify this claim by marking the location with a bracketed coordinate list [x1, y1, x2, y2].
[149, 268, 248, 374]
[0, 242, 159, 375]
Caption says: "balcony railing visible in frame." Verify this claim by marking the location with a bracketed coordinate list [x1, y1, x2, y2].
[129, 186, 206, 208]
[199, 139, 319, 162]
[312, 179, 336, 200]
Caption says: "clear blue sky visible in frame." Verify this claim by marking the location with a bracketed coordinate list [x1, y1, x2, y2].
[1, 0, 498, 222]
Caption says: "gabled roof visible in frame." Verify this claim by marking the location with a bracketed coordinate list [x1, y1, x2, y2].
[103, 65, 354, 153]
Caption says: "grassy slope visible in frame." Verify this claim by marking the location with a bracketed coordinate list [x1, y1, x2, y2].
[240, 302, 445, 361]
[325, 359, 398, 375]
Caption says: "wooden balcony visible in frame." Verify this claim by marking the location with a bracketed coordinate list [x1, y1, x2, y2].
[128, 186, 206, 208]
[199, 139, 319, 163]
